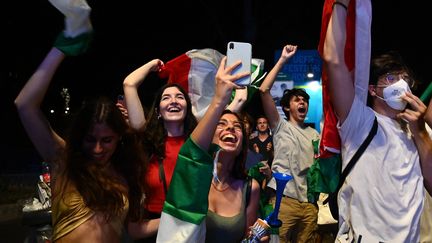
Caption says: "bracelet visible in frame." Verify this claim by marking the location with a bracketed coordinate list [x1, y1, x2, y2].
[333, 1, 348, 10]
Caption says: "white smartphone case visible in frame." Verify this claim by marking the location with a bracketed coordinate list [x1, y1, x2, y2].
[226, 41, 252, 86]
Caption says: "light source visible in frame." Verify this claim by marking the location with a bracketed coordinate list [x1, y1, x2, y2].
[306, 63, 314, 79]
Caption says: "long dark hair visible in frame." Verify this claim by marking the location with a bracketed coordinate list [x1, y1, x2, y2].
[221, 110, 248, 180]
[141, 83, 197, 159]
[63, 96, 147, 221]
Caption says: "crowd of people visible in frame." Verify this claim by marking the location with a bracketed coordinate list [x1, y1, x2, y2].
[14, 0, 432, 242]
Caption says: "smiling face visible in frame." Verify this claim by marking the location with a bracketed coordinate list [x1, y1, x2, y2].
[213, 113, 244, 155]
[82, 123, 121, 164]
[158, 86, 187, 123]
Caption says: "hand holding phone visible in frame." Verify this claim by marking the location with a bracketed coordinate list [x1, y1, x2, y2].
[226, 41, 252, 86]
[116, 94, 129, 121]
[117, 94, 126, 106]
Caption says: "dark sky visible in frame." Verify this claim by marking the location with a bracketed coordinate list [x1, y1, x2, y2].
[2, 0, 430, 171]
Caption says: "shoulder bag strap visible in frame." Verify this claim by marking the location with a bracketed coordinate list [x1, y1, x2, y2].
[337, 116, 378, 189]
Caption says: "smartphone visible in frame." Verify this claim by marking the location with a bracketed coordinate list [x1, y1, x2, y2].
[117, 94, 126, 106]
[226, 41, 252, 86]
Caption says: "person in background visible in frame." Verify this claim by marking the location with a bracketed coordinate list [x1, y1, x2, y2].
[323, 0, 432, 241]
[249, 115, 274, 166]
[122, 59, 198, 242]
[259, 44, 320, 242]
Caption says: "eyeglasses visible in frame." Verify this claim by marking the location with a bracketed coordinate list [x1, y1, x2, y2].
[377, 72, 414, 88]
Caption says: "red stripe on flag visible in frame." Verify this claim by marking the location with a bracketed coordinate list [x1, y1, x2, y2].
[159, 53, 192, 93]
[317, 0, 356, 157]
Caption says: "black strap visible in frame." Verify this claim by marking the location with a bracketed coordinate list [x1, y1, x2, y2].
[158, 156, 168, 195]
[324, 117, 378, 204]
[338, 117, 378, 188]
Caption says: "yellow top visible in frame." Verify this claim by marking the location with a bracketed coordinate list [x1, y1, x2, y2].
[51, 177, 128, 241]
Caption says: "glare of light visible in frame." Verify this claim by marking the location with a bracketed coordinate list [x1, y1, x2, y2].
[307, 81, 321, 92]
[65, 110, 68, 114]
[307, 72, 314, 78]
[66, 107, 70, 111]
[50, 109, 55, 114]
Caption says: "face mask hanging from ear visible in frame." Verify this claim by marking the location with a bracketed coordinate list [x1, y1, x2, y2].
[376, 79, 411, 110]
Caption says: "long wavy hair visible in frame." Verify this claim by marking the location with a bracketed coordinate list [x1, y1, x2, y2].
[62, 96, 147, 221]
[221, 110, 248, 180]
[140, 83, 197, 159]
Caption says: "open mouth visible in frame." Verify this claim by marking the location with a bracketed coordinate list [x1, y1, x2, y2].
[298, 107, 306, 113]
[221, 134, 238, 143]
[168, 107, 181, 112]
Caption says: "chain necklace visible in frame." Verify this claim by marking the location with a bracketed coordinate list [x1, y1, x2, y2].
[211, 180, 230, 192]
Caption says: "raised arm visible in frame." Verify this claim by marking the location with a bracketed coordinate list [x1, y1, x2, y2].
[259, 44, 297, 130]
[14, 48, 66, 164]
[123, 59, 164, 130]
[226, 87, 248, 113]
[191, 57, 248, 150]
[322, 0, 354, 123]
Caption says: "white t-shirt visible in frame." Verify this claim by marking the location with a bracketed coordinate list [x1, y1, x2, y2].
[336, 96, 424, 242]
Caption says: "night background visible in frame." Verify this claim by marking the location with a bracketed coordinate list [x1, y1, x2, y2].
[1, 0, 430, 173]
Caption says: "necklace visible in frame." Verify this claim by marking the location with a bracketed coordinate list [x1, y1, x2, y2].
[211, 180, 230, 192]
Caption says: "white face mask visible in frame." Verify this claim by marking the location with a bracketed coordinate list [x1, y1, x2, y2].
[376, 79, 411, 110]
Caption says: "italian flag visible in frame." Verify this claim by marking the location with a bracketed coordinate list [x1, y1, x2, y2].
[159, 49, 266, 120]
[318, 0, 371, 157]
[159, 49, 224, 120]
[156, 138, 216, 242]
[308, 0, 371, 200]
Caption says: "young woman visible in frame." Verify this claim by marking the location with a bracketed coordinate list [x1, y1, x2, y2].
[122, 59, 198, 241]
[15, 47, 147, 242]
[156, 57, 267, 243]
[205, 109, 261, 242]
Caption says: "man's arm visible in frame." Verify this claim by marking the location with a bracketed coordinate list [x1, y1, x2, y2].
[259, 44, 297, 130]
[322, 0, 355, 124]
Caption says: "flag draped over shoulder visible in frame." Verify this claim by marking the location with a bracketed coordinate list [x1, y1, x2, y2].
[156, 138, 216, 242]
[307, 0, 372, 202]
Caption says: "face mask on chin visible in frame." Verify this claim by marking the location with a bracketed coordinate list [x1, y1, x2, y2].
[376, 79, 411, 110]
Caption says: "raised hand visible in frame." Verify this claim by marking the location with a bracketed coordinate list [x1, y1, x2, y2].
[398, 92, 427, 134]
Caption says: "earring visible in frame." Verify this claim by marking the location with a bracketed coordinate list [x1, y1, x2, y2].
[157, 114, 161, 119]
